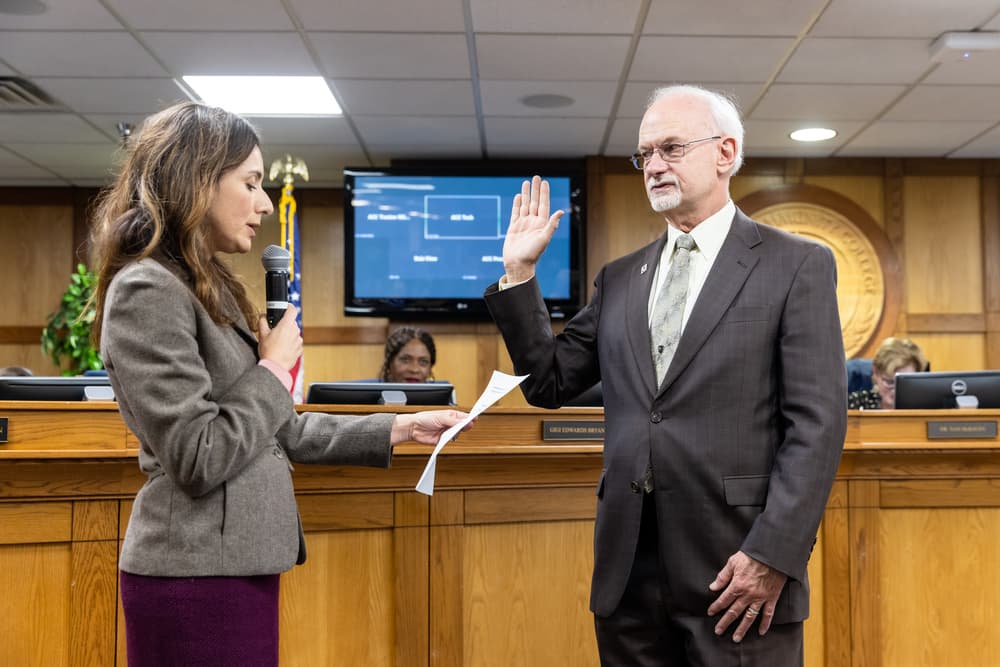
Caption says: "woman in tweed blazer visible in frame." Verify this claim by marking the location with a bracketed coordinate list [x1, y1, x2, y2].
[89, 101, 467, 667]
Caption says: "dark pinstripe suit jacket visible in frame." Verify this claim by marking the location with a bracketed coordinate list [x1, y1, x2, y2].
[485, 209, 847, 621]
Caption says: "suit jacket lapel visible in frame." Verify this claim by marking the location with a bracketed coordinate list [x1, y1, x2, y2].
[626, 233, 669, 396]
[656, 209, 761, 396]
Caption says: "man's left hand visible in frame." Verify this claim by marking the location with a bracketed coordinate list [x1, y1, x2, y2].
[707, 550, 787, 642]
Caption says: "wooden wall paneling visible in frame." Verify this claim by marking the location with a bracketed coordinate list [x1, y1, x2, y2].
[905, 333, 986, 372]
[462, 520, 598, 667]
[69, 538, 118, 666]
[0, 343, 55, 376]
[803, 176, 885, 229]
[595, 173, 662, 268]
[819, 481, 851, 667]
[728, 175, 785, 203]
[464, 486, 596, 524]
[279, 528, 396, 666]
[0, 542, 72, 666]
[432, 332, 481, 408]
[903, 175, 983, 314]
[848, 480, 881, 667]
[0, 203, 75, 323]
[586, 156, 609, 298]
[983, 175, 1000, 368]
[429, 491, 464, 666]
[0, 501, 72, 544]
[430, 523, 465, 667]
[878, 506, 1000, 666]
[394, 492, 429, 667]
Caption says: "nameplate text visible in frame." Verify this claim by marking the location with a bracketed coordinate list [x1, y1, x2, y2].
[0, 417, 7, 443]
[542, 420, 605, 441]
[927, 420, 998, 439]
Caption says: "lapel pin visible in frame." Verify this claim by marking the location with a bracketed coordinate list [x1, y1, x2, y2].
[640, 263, 648, 274]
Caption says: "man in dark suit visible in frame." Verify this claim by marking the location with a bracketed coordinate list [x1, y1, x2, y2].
[484, 85, 846, 665]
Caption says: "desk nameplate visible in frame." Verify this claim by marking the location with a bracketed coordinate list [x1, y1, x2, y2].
[542, 420, 605, 441]
[0, 417, 6, 443]
[927, 420, 998, 439]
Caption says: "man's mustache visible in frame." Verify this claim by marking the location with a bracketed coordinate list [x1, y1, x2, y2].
[647, 175, 679, 188]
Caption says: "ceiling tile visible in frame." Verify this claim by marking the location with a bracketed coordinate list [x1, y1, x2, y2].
[948, 123, 1000, 157]
[471, 0, 641, 34]
[884, 85, 1000, 121]
[605, 117, 641, 157]
[0, 32, 166, 77]
[5, 142, 118, 169]
[630, 36, 793, 83]
[618, 82, 761, 118]
[83, 113, 154, 141]
[752, 84, 906, 120]
[290, 0, 465, 31]
[0, 113, 112, 143]
[484, 117, 605, 153]
[334, 79, 475, 116]
[477, 35, 630, 81]
[811, 0, 1000, 38]
[248, 116, 359, 146]
[644, 0, 822, 36]
[743, 119, 864, 155]
[105, 0, 294, 30]
[924, 55, 1000, 85]
[779, 38, 932, 84]
[0, 174, 69, 185]
[0, 0, 120, 29]
[311, 33, 470, 79]
[33, 78, 189, 114]
[480, 80, 617, 117]
[369, 145, 483, 160]
[353, 115, 480, 145]
[141, 32, 318, 76]
[487, 144, 596, 158]
[836, 120, 993, 156]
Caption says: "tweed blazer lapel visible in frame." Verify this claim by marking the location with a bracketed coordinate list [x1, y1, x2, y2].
[656, 210, 761, 397]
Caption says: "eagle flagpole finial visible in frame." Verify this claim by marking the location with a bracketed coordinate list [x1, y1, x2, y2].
[269, 154, 310, 186]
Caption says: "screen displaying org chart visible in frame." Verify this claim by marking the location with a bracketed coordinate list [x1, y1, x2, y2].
[351, 175, 573, 300]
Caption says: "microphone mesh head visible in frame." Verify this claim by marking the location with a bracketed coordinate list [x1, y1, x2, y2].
[261, 244, 290, 271]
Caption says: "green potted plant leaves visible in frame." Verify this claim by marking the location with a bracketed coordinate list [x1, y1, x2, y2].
[40, 263, 103, 376]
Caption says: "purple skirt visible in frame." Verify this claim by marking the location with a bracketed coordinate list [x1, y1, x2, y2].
[120, 571, 280, 667]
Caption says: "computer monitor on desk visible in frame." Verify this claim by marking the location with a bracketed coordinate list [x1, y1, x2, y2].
[306, 381, 455, 406]
[0, 376, 113, 401]
[894, 371, 1000, 409]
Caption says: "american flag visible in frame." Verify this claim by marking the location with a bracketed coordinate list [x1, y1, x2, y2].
[278, 182, 304, 402]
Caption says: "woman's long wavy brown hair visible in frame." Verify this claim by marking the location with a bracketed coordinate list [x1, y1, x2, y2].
[89, 102, 261, 344]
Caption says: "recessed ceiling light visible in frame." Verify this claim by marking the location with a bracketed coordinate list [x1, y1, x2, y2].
[520, 93, 574, 109]
[183, 76, 342, 116]
[790, 127, 837, 142]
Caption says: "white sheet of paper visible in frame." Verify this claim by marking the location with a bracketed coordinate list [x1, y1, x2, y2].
[415, 370, 528, 496]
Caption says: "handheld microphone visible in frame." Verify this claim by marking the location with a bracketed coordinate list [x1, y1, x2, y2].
[261, 245, 290, 327]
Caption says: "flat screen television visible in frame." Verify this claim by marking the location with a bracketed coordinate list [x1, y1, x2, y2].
[0, 376, 113, 401]
[344, 160, 586, 320]
[895, 370, 1000, 409]
[306, 381, 456, 406]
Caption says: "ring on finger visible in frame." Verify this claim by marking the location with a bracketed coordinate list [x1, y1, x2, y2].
[746, 606, 760, 617]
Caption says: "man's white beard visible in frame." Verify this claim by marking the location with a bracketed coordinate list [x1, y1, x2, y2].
[646, 177, 681, 212]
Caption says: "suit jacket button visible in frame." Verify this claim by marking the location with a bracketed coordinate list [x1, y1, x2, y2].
[273, 446, 284, 459]
[629, 481, 641, 494]
[650, 412, 662, 423]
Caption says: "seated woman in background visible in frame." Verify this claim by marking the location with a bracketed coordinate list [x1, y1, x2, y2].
[380, 326, 436, 383]
[848, 337, 929, 410]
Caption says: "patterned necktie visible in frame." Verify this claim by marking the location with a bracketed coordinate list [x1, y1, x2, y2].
[650, 234, 696, 386]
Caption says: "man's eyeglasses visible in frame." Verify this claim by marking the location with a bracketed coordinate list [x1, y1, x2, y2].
[629, 136, 722, 170]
